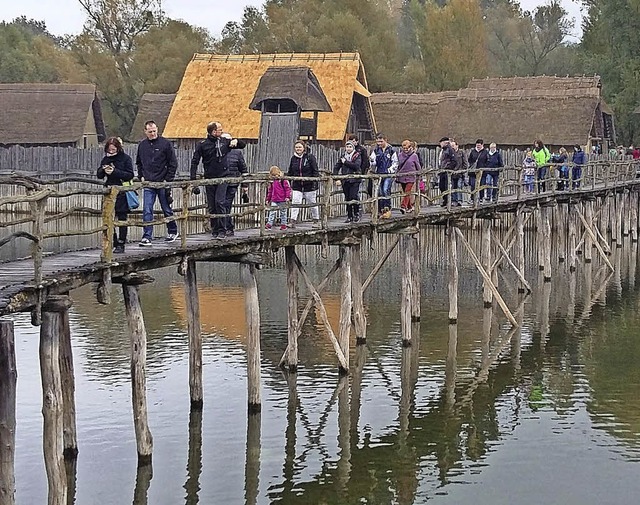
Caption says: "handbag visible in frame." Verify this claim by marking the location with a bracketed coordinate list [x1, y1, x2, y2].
[122, 181, 139, 210]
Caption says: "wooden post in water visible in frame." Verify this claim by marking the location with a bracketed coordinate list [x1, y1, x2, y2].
[558, 205, 566, 263]
[400, 235, 413, 346]
[244, 411, 261, 505]
[351, 243, 367, 345]
[516, 207, 526, 293]
[611, 194, 619, 245]
[482, 219, 493, 307]
[119, 275, 154, 464]
[410, 232, 421, 322]
[448, 222, 458, 324]
[0, 320, 17, 505]
[631, 191, 638, 243]
[623, 191, 630, 238]
[183, 260, 203, 408]
[241, 264, 261, 412]
[338, 246, 352, 371]
[568, 205, 577, 273]
[40, 296, 72, 505]
[536, 207, 545, 272]
[584, 201, 594, 263]
[284, 247, 299, 371]
[542, 206, 552, 282]
[58, 303, 78, 461]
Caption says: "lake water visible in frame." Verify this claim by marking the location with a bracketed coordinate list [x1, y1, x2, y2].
[7, 233, 640, 504]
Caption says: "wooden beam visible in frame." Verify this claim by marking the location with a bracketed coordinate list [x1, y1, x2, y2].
[576, 208, 615, 271]
[400, 235, 413, 346]
[184, 260, 203, 408]
[454, 228, 518, 326]
[58, 304, 77, 460]
[481, 220, 493, 307]
[0, 320, 16, 505]
[351, 243, 367, 345]
[448, 222, 458, 324]
[362, 236, 400, 292]
[292, 253, 349, 372]
[492, 234, 532, 293]
[241, 264, 262, 413]
[285, 247, 299, 372]
[338, 247, 352, 373]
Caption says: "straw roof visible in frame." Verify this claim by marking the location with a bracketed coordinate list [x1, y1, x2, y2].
[164, 53, 374, 141]
[372, 76, 610, 146]
[128, 93, 176, 141]
[249, 66, 332, 112]
[0, 83, 105, 145]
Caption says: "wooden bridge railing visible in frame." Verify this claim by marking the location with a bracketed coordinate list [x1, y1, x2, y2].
[1, 160, 639, 272]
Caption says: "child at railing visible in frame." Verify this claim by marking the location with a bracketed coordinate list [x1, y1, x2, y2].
[522, 150, 537, 193]
[265, 166, 292, 230]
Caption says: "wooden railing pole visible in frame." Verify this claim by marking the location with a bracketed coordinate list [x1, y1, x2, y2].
[180, 185, 191, 249]
[101, 187, 117, 263]
[0, 320, 17, 505]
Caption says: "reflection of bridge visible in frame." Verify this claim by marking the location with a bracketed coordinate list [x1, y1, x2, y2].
[1, 163, 639, 504]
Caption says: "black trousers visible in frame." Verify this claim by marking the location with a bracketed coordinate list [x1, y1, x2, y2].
[205, 183, 228, 234]
[342, 180, 361, 218]
[223, 184, 238, 231]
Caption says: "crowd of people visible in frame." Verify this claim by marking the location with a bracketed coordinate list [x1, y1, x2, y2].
[98, 120, 610, 251]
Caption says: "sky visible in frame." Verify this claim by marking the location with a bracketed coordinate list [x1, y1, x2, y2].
[1, 0, 584, 40]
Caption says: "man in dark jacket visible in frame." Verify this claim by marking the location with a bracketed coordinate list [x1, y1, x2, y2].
[438, 136, 457, 207]
[190, 121, 246, 238]
[467, 138, 488, 203]
[136, 120, 179, 246]
[222, 141, 249, 236]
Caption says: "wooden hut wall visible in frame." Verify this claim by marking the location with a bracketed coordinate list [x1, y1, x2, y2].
[256, 113, 301, 172]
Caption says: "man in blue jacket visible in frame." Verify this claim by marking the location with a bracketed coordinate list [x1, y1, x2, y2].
[136, 120, 178, 246]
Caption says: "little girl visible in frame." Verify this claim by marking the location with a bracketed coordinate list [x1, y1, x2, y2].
[265, 166, 292, 230]
[522, 150, 537, 193]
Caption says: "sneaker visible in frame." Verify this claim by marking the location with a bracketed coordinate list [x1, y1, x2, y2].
[345, 217, 353, 223]
[113, 244, 125, 254]
[288, 220, 296, 228]
[139, 238, 152, 247]
[225, 229, 234, 237]
[265, 223, 272, 230]
[353, 214, 361, 222]
[165, 233, 179, 243]
[280, 224, 288, 230]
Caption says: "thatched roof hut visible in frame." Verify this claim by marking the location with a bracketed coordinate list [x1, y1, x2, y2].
[163, 53, 376, 147]
[0, 83, 106, 148]
[371, 76, 615, 150]
[128, 93, 176, 142]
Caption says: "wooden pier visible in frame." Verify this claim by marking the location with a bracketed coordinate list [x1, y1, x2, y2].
[1, 160, 639, 503]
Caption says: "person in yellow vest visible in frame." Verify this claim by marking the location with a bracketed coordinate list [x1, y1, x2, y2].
[532, 139, 551, 192]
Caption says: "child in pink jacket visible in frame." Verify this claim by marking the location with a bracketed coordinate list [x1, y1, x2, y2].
[266, 166, 292, 230]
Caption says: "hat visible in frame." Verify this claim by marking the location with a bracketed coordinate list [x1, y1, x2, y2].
[439, 136, 449, 143]
[345, 140, 355, 148]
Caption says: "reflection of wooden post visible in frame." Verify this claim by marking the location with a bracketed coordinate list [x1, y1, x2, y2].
[184, 407, 203, 505]
[539, 273, 551, 345]
[482, 219, 493, 307]
[0, 320, 17, 505]
[568, 205, 577, 273]
[285, 247, 299, 371]
[536, 207, 545, 271]
[244, 413, 261, 505]
[64, 458, 77, 505]
[516, 207, 526, 293]
[542, 206, 552, 282]
[283, 374, 297, 486]
[448, 223, 458, 324]
[630, 241, 638, 291]
[338, 246, 352, 372]
[623, 192, 630, 238]
[41, 296, 71, 505]
[132, 462, 153, 505]
[400, 235, 413, 345]
[351, 243, 367, 345]
[120, 276, 154, 464]
[58, 304, 77, 461]
[336, 377, 351, 493]
[350, 344, 367, 441]
[445, 324, 457, 411]
[558, 205, 566, 263]
[481, 307, 492, 369]
[184, 260, 203, 408]
[242, 264, 262, 411]
[631, 192, 638, 243]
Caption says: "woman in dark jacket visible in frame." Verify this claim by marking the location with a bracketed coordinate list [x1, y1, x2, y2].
[97, 137, 134, 253]
[287, 140, 320, 226]
[572, 145, 586, 189]
[333, 141, 363, 222]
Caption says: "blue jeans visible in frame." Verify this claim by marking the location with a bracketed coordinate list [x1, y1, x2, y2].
[378, 176, 392, 213]
[572, 166, 582, 188]
[538, 166, 548, 192]
[142, 187, 177, 240]
[267, 202, 288, 226]
[481, 171, 499, 201]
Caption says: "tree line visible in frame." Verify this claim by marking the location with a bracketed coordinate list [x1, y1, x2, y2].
[1, 0, 638, 143]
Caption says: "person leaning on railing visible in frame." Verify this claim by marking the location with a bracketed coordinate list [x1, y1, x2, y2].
[97, 136, 134, 254]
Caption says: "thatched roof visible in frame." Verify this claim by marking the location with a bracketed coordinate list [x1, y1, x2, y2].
[0, 83, 105, 145]
[128, 93, 176, 141]
[371, 76, 609, 146]
[164, 53, 374, 141]
[249, 66, 332, 112]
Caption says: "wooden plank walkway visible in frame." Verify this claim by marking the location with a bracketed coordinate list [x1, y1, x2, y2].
[0, 184, 632, 316]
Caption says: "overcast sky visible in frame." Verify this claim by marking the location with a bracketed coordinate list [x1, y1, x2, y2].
[1, 0, 584, 40]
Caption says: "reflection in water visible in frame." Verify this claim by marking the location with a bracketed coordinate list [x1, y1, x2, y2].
[10, 228, 640, 504]
[64, 458, 77, 505]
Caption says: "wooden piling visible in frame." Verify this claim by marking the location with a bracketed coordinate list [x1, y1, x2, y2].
[536, 207, 545, 271]
[284, 247, 299, 372]
[542, 206, 552, 282]
[568, 205, 577, 273]
[58, 304, 77, 460]
[584, 201, 594, 263]
[481, 219, 493, 307]
[183, 260, 203, 408]
[445, 323, 457, 410]
[516, 207, 526, 293]
[400, 236, 413, 346]
[631, 191, 638, 243]
[245, 411, 261, 505]
[350, 243, 367, 345]
[623, 191, 630, 238]
[184, 407, 203, 504]
[336, 376, 351, 492]
[0, 320, 17, 505]
[241, 264, 262, 412]
[338, 246, 352, 372]
[41, 296, 72, 505]
[448, 222, 458, 324]
[558, 205, 566, 263]
[410, 233, 421, 322]
[119, 275, 154, 464]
